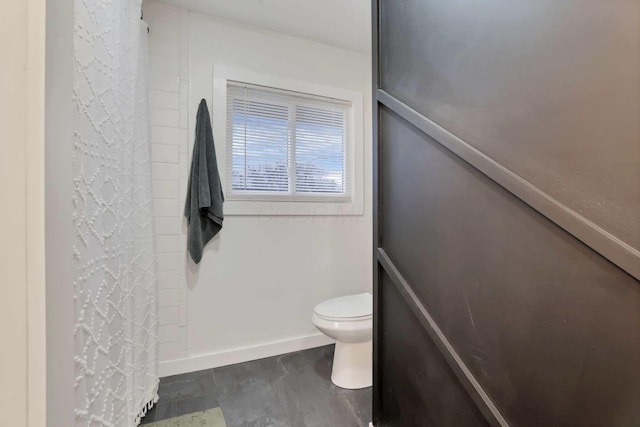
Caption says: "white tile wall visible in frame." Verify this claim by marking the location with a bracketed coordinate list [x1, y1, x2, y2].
[155, 217, 181, 235]
[153, 199, 179, 217]
[159, 289, 179, 307]
[150, 90, 179, 109]
[151, 126, 180, 145]
[152, 180, 179, 200]
[156, 235, 181, 253]
[160, 325, 180, 343]
[152, 163, 180, 181]
[149, 73, 180, 92]
[146, 2, 190, 362]
[159, 306, 179, 326]
[157, 252, 183, 272]
[158, 271, 182, 289]
[151, 145, 179, 164]
[150, 54, 180, 75]
[150, 108, 180, 128]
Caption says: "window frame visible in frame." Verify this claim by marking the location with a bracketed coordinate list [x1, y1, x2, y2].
[212, 66, 364, 216]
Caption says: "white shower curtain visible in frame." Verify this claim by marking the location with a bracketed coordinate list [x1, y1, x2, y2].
[73, 1, 159, 426]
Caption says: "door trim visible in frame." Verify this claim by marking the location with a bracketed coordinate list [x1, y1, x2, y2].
[377, 90, 640, 281]
[371, 0, 382, 425]
[378, 249, 510, 427]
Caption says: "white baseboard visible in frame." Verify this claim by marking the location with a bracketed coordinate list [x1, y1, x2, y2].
[159, 333, 334, 377]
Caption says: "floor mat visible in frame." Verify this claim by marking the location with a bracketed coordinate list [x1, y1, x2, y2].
[145, 408, 226, 427]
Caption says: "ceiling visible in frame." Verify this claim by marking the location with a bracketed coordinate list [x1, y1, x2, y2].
[161, 0, 371, 53]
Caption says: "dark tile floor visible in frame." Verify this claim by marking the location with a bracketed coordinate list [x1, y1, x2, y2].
[140, 345, 372, 427]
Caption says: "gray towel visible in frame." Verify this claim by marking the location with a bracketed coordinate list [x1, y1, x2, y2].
[185, 99, 224, 264]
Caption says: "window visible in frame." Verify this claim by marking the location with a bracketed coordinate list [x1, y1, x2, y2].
[212, 67, 364, 216]
[226, 82, 352, 202]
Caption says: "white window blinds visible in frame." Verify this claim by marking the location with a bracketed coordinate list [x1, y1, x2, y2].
[227, 82, 352, 199]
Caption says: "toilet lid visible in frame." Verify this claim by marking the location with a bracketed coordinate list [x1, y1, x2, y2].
[314, 292, 373, 320]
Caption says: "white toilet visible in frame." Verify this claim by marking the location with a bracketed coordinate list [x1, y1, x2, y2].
[312, 292, 373, 389]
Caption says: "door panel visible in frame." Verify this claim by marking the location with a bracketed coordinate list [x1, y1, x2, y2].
[379, 107, 640, 427]
[379, 0, 640, 251]
[373, 1, 640, 426]
[379, 269, 489, 427]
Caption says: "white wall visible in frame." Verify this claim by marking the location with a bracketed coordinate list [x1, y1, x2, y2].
[1, 0, 30, 422]
[145, 2, 192, 364]
[161, 0, 371, 53]
[0, 0, 47, 425]
[144, 1, 372, 376]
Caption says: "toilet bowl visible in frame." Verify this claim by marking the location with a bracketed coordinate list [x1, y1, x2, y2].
[312, 292, 373, 389]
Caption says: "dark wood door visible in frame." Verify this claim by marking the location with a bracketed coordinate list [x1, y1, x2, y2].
[372, 1, 640, 426]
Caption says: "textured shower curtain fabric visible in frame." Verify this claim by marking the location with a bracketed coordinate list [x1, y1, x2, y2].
[73, 1, 159, 426]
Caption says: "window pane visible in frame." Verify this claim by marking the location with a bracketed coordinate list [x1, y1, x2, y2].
[295, 106, 345, 194]
[231, 99, 289, 192]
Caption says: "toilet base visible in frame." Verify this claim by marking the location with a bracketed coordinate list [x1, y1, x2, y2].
[331, 340, 372, 389]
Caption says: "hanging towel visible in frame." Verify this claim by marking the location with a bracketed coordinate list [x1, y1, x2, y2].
[185, 99, 224, 264]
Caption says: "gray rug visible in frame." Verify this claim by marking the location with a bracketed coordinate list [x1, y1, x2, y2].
[145, 408, 226, 427]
